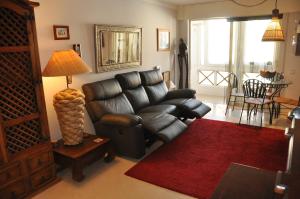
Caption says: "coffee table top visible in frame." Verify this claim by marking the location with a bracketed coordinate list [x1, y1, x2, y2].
[210, 163, 276, 199]
[53, 134, 110, 159]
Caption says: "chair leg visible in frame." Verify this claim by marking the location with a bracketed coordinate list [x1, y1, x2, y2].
[225, 95, 231, 115]
[249, 105, 257, 120]
[239, 102, 245, 125]
[268, 104, 272, 125]
[277, 104, 281, 118]
[260, 104, 264, 127]
[232, 96, 237, 111]
[247, 103, 251, 121]
[272, 102, 275, 120]
[254, 105, 258, 115]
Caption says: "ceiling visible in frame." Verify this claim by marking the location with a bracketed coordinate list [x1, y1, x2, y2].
[153, 0, 227, 6]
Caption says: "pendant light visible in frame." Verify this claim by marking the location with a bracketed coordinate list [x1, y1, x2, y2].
[262, 0, 284, 41]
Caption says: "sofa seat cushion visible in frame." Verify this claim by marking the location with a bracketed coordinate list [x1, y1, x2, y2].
[138, 112, 187, 142]
[138, 104, 176, 115]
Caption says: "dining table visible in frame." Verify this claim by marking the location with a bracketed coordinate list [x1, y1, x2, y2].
[242, 75, 293, 124]
[243, 76, 292, 98]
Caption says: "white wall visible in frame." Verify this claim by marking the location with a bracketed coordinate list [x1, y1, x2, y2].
[282, 12, 300, 99]
[35, 0, 177, 141]
[178, 0, 300, 20]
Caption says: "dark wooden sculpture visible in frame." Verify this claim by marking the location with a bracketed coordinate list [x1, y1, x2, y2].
[0, 0, 57, 198]
[178, 38, 188, 89]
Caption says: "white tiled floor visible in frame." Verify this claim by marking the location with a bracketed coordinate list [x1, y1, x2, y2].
[34, 95, 291, 199]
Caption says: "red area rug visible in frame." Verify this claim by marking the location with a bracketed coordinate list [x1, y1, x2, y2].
[125, 119, 289, 199]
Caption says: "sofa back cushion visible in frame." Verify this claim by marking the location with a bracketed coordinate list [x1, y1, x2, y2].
[82, 78, 134, 122]
[140, 69, 168, 104]
[116, 71, 150, 112]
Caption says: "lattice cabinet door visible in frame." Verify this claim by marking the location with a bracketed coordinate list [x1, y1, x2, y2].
[0, 1, 50, 163]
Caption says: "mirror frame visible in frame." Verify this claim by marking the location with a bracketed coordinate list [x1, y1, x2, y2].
[94, 24, 142, 73]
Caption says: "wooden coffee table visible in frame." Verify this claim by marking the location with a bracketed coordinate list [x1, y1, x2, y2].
[210, 163, 276, 199]
[53, 134, 115, 182]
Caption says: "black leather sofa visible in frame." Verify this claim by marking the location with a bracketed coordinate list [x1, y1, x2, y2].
[82, 69, 211, 158]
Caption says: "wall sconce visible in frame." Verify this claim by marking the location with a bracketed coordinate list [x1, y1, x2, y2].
[73, 44, 82, 57]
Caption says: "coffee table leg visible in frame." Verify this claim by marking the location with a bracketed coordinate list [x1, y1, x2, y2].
[72, 160, 85, 182]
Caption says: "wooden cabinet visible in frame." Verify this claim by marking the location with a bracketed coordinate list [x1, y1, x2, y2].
[0, 0, 57, 198]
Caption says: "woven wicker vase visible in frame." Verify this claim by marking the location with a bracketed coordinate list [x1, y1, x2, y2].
[53, 88, 85, 145]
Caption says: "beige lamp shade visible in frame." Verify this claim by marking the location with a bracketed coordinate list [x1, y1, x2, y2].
[262, 17, 284, 42]
[43, 49, 91, 77]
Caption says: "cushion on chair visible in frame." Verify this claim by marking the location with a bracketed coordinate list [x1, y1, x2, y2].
[231, 88, 244, 97]
[245, 98, 272, 105]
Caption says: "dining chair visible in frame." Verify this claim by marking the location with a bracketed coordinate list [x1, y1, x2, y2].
[225, 73, 244, 115]
[272, 72, 284, 82]
[264, 72, 284, 97]
[273, 96, 300, 118]
[239, 79, 273, 127]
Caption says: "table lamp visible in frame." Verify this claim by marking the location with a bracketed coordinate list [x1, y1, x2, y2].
[43, 49, 91, 145]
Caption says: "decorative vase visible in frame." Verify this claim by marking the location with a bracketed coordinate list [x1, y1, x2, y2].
[53, 88, 85, 145]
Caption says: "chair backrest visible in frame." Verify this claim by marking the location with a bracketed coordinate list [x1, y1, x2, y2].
[82, 78, 135, 122]
[243, 79, 267, 99]
[273, 72, 284, 81]
[227, 73, 238, 89]
[139, 69, 168, 105]
[115, 71, 151, 112]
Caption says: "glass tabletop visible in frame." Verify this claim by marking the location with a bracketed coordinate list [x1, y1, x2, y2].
[244, 76, 292, 86]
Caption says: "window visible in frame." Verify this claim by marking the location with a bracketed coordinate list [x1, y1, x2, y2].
[207, 19, 230, 65]
[191, 19, 230, 67]
[243, 20, 276, 66]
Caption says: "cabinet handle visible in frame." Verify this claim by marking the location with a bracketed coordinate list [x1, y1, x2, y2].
[10, 191, 16, 199]
[38, 159, 43, 166]
[40, 176, 46, 184]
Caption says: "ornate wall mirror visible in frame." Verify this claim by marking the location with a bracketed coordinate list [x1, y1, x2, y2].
[95, 25, 142, 73]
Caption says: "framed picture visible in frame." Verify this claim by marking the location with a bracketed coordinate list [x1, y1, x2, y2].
[53, 25, 70, 40]
[157, 28, 170, 51]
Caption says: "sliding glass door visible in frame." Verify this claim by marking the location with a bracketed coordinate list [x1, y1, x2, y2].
[190, 18, 278, 97]
[191, 19, 230, 96]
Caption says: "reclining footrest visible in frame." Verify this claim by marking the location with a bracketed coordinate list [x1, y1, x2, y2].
[179, 99, 211, 119]
[138, 113, 187, 143]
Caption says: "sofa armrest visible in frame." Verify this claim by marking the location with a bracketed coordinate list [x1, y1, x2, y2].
[101, 114, 142, 127]
[166, 89, 196, 99]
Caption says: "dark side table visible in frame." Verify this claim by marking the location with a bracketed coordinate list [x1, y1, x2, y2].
[53, 134, 115, 182]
